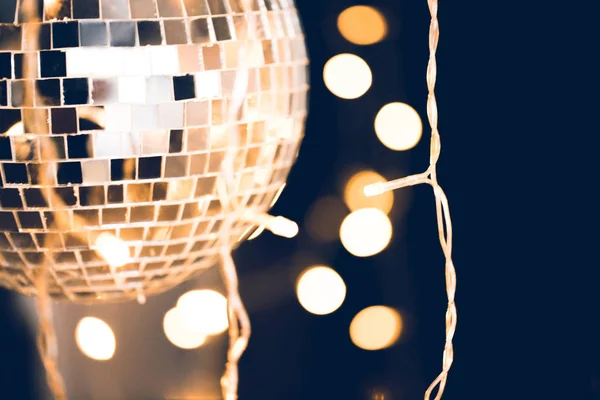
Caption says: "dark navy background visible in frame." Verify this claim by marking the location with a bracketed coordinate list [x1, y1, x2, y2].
[2, 0, 600, 399]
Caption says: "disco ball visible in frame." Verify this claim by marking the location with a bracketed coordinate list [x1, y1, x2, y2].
[0, 0, 308, 302]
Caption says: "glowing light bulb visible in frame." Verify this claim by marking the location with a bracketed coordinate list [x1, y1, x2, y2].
[338, 6, 388, 45]
[270, 216, 299, 238]
[242, 183, 288, 240]
[374, 102, 423, 151]
[340, 208, 392, 257]
[241, 210, 298, 239]
[323, 54, 372, 100]
[296, 266, 346, 315]
[75, 317, 116, 361]
[177, 290, 229, 335]
[364, 182, 385, 197]
[163, 307, 207, 350]
[94, 233, 131, 269]
[344, 170, 394, 214]
[350, 306, 402, 350]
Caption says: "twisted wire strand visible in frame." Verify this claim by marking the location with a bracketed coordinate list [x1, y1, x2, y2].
[34, 259, 68, 400]
[216, 0, 302, 392]
[216, 1, 256, 398]
[422, 2, 458, 398]
[218, 246, 251, 400]
[365, 0, 457, 399]
[20, 0, 68, 398]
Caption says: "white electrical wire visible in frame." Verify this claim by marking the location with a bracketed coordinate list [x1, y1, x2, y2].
[365, 1, 457, 399]
[216, 1, 299, 398]
[18, 1, 69, 398]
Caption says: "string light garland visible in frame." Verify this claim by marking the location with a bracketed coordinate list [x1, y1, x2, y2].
[1, 0, 309, 399]
[2, 0, 452, 398]
[365, 1, 457, 399]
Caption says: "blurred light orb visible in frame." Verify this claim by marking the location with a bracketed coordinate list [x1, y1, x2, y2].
[75, 317, 116, 361]
[340, 208, 392, 257]
[94, 233, 131, 269]
[344, 170, 394, 214]
[163, 307, 206, 350]
[177, 290, 229, 335]
[350, 306, 402, 350]
[374, 103, 423, 151]
[305, 196, 347, 242]
[338, 6, 388, 45]
[296, 266, 346, 315]
[323, 54, 372, 99]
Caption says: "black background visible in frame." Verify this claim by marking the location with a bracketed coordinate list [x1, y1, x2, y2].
[2, 0, 600, 399]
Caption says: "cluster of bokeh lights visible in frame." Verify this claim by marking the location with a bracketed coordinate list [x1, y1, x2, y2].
[163, 289, 229, 349]
[324, 6, 423, 153]
[75, 288, 230, 359]
[73, 4, 413, 364]
[296, 5, 412, 353]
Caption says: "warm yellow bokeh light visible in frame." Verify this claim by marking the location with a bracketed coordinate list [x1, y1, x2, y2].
[350, 306, 402, 350]
[338, 6, 388, 45]
[340, 208, 392, 257]
[374, 102, 423, 151]
[75, 317, 116, 361]
[305, 196, 347, 242]
[163, 307, 207, 350]
[344, 170, 393, 214]
[177, 290, 229, 335]
[94, 232, 131, 269]
[323, 54, 372, 100]
[296, 266, 346, 315]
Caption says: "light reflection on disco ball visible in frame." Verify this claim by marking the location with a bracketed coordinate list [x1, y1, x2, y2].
[0, 0, 308, 303]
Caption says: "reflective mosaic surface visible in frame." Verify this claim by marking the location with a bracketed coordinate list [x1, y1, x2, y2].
[0, 0, 308, 302]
